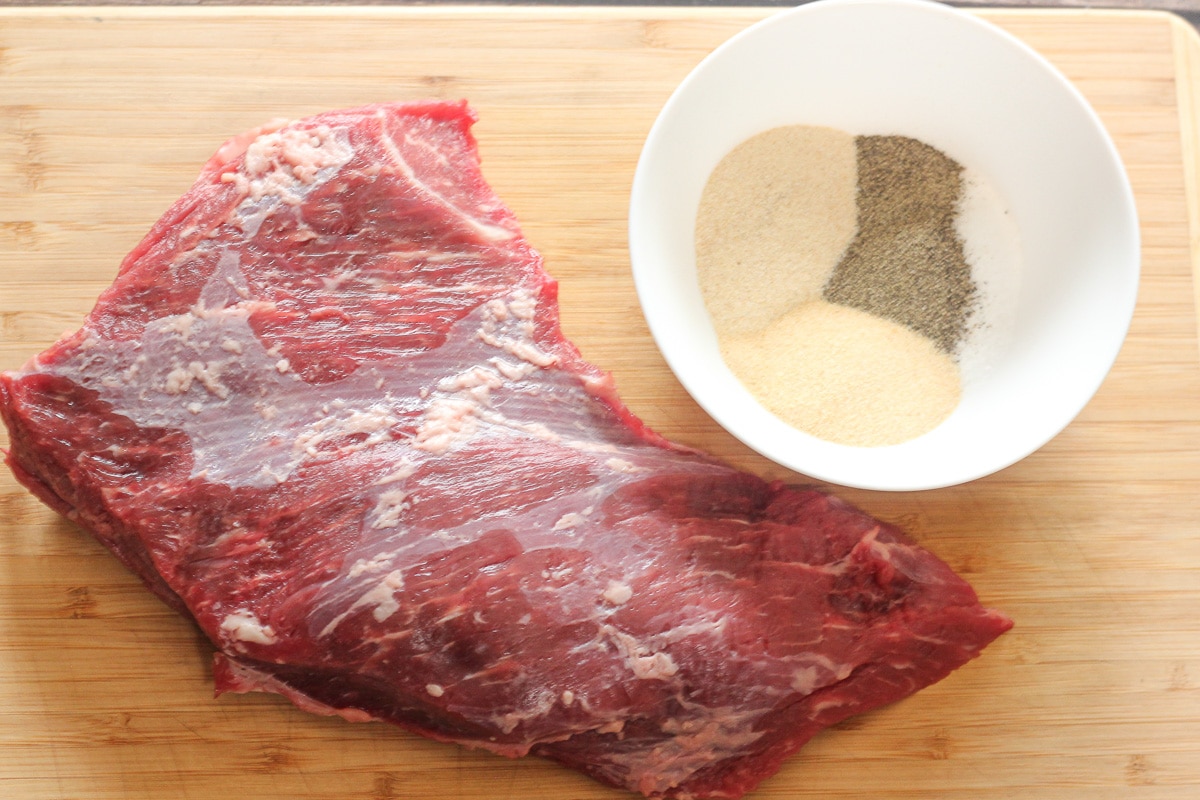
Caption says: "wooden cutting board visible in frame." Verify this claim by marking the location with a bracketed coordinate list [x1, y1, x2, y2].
[1, 6, 1199, 799]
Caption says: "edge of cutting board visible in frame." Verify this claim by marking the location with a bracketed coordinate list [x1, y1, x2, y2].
[0, 3, 1192, 23]
[1169, 12, 1200, 359]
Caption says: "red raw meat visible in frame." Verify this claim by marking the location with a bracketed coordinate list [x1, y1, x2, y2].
[0, 101, 1010, 799]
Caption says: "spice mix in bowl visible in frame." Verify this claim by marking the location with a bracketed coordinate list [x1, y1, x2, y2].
[629, 0, 1139, 491]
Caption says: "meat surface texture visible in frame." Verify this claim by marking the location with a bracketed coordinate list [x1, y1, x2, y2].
[0, 101, 1011, 799]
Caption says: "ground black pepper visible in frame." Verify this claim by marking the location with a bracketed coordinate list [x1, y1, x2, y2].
[823, 135, 977, 354]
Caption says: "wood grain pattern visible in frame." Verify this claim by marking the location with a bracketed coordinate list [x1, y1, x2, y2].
[0, 7, 1198, 799]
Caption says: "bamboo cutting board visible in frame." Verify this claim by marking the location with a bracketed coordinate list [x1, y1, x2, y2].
[1, 6, 1199, 799]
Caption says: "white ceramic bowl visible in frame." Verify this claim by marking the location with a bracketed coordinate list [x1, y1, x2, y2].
[628, 0, 1139, 491]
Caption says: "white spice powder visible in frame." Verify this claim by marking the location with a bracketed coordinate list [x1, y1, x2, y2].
[696, 125, 857, 336]
[720, 301, 960, 447]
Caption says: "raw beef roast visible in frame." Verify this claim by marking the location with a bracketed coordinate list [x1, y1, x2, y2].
[0, 101, 1011, 798]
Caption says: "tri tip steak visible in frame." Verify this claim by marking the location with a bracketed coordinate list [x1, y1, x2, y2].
[0, 101, 1011, 799]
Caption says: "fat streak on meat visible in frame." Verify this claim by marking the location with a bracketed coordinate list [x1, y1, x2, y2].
[0, 101, 1011, 799]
